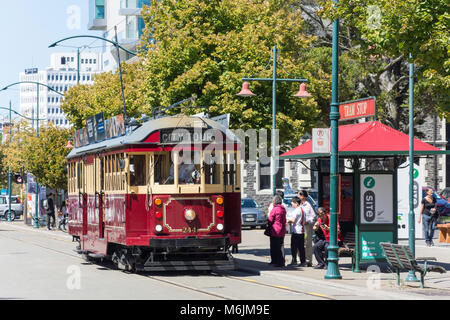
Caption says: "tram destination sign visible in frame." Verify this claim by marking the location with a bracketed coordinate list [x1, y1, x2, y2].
[339, 97, 376, 121]
[159, 128, 220, 144]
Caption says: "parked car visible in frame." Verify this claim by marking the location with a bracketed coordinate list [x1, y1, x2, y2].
[241, 198, 267, 228]
[422, 187, 450, 217]
[0, 195, 23, 221]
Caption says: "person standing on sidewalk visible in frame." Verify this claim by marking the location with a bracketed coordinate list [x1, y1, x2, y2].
[286, 196, 306, 266]
[46, 193, 56, 230]
[268, 195, 287, 267]
[298, 190, 316, 267]
[418, 188, 438, 246]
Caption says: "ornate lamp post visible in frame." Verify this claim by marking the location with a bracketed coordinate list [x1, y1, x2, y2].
[237, 45, 311, 196]
[324, 2, 342, 280]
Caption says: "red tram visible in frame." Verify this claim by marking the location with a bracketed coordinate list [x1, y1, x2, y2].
[67, 115, 241, 271]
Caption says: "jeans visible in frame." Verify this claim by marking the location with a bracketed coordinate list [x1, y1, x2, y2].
[422, 214, 436, 244]
[304, 223, 313, 264]
[47, 213, 55, 229]
[313, 240, 329, 266]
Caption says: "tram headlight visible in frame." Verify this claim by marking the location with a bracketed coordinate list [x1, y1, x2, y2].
[217, 210, 224, 218]
[155, 211, 162, 219]
[155, 225, 163, 233]
[217, 224, 224, 231]
[184, 209, 196, 221]
[154, 198, 162, 206]
[216, 197, 224, 205]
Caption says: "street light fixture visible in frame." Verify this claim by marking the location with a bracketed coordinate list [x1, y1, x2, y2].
[237, 45, 311, 196]
[49, 33, 139, 125]
[324, 1, 342, 280]
[1, 81, 64, 228]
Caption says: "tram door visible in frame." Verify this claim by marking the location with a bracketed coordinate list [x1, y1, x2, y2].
[78, 161, 88, 236]
[97, 157, 105, 238]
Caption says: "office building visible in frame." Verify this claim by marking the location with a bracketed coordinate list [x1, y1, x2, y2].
[19, 52, 102, 129]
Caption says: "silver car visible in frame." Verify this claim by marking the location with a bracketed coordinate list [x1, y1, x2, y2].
[241, 198, 267, 228]
[0, 196, 23, 221]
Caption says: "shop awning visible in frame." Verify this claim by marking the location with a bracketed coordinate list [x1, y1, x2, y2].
[281, 121, 448, 159]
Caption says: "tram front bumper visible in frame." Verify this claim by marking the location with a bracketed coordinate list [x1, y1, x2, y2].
[149, 237, 228, 249]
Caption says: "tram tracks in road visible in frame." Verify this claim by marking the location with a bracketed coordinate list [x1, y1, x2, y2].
[1, 224, 334, 300]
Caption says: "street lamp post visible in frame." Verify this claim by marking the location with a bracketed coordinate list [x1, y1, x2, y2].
[1, 81, 64, 228]
[7, 101, 12, 222]
[237, 46, 311, 196]
[405, 54, 420, 282]
[49, 35, 138, 124]
[324, 5, 342, 280]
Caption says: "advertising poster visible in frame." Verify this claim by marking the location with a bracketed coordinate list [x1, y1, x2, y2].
[360, 174, 393, 224]
[86, 116, 96, 144]
[95, 112, 105, 142]
[397, 160, 424, 239]
[115, 114, 125, 136]
[27, 193, 35, 220]
[82, 128, 89, 146]
[109, 116, 116, 138]
[105, 119, 111, 139]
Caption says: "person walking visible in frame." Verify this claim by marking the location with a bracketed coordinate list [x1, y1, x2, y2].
[298, 190, 316, 267]
[286, 196, 306, 266]
[418, 188, 438, 246]
[268, 195, 287, 267]
[46, 193, 56, 230]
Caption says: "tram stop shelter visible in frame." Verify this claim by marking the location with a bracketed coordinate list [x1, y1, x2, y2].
[280, 120, 448, 272]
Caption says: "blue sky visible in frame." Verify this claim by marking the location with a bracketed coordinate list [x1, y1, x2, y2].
[0, 0, 101, 120]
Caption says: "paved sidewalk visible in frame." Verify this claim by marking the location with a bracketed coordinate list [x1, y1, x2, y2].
[233, 229, 450, 299]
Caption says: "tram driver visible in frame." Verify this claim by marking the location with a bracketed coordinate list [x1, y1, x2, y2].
[166, 159, 200, 184]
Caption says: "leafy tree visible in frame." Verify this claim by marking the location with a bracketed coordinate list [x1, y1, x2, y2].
[316, 0, 449, 125]
[1, 121, 71, 191]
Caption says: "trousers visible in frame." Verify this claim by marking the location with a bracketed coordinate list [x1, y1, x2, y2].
[270, 236, 285, 266]
[290, 233, 306, 263]
[304, 223, 313, 263]
[47, 213, 55, 229]
[313, 240, 329, 266]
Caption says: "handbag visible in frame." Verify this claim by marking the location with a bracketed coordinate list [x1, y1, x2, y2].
[264, 223, 271, 237]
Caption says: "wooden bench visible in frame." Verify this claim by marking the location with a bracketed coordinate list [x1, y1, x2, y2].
[380, 242, 446, 288]
[436, 224, 450, 243]
[338, 232, 355, 268]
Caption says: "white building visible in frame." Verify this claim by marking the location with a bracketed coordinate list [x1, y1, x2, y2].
[19, 52, 102, 129]
[88, 0, 149, 72]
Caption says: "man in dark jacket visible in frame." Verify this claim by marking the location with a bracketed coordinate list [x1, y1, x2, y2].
[47, 193, 56, 230]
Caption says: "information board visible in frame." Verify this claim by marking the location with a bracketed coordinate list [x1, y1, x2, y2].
[360, 231, 393, 261]
[360, 174, 393, 224]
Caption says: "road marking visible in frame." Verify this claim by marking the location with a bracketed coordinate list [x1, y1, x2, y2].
[241, 278, 257, 283]
[306, 292, 330, 298]
[273, 285, 290, 289]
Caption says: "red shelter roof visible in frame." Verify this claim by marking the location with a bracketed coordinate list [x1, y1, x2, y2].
[281, 121, 443, 159]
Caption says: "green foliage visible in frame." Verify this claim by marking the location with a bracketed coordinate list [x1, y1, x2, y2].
[318, 0, 449, 120]
[1, 121, 71, 191]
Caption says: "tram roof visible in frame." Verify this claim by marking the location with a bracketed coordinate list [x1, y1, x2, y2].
[67, 115, 239, 159]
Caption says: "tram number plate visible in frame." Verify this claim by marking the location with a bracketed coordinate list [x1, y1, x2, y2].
[182, 227, 198, 233]
[245, 217, 255, 222]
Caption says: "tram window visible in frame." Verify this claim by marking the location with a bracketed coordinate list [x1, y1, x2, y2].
[177, 151, 201, 184]
[154, 154, 173, 185]
[223, 153, 236, 185]
[204, 151, 219, 184]
[129, 155, 146, 186]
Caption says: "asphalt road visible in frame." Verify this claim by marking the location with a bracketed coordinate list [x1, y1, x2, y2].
[0, 221, 447, 301]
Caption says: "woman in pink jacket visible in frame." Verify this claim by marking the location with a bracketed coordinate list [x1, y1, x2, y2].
[268, 195, 287, 267]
